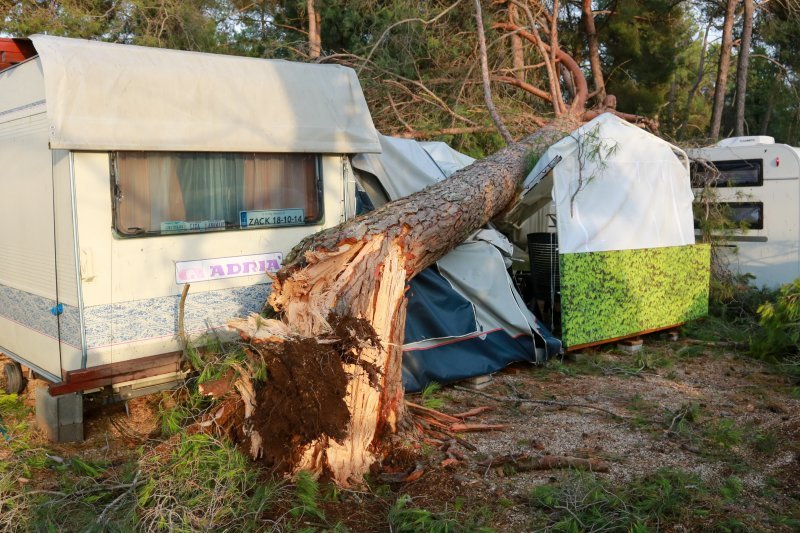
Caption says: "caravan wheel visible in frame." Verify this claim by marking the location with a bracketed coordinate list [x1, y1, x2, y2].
[3, 362, 26, 394]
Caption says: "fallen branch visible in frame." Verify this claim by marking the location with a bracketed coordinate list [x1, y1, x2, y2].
[393, 126, 496, 138]
[406, 402, 462, 424]
[451, 406, 494, 419]
[449, 423, 507, 432]
[96, 470, 142, 525]
[178, 283, 190, 360]
[453, 385, 627, 421]
[427, 428, 478, 452]
[479, 452, 609, 472]
[681, 338, 748, 350]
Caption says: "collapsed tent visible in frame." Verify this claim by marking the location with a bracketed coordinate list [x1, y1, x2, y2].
[353, 136, 561, 392]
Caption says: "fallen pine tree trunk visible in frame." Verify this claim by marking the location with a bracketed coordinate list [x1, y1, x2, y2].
[220, 118, 578, 487]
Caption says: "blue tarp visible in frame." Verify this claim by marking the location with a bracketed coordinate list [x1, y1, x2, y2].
[401, 265, 560, 392]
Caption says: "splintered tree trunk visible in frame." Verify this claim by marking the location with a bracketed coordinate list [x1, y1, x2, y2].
[232, 120, 574, 487]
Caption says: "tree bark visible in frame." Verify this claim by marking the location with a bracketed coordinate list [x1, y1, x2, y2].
[709, 0, 739, 139]
[509, 3, 526, 82]
[681, 23, 710, 139]
[503, 3, 564, 115]
[760, 72, 781, 135]
[474, 0, 514, 144]
[581, 0, 606, 103]
[494, 22, 588, 112]
[307, 0, 321, 59]
[228, 118, 576, 487]
[734, 0, 753, 136]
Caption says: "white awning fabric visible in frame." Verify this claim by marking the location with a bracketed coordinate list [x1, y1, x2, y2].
[523, 113, 695, 253]
[30, 35, 381, 153]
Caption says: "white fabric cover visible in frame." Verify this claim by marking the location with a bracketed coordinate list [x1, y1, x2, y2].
[352, 135, 474, 199]
[525, 113, 695, 253]
[30, 35, 381, 153]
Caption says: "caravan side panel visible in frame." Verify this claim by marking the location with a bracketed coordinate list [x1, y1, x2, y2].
[0, 61, 62, 378]
[73, 153, 347, 371]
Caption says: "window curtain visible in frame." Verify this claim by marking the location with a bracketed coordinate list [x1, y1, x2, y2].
[244, 155, 318, 219]
[117, 153, 183, 233]
[177, 153, 244, 224]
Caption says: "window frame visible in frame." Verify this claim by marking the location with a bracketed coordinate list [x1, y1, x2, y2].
[110, 151, 325, 239]
[690, 158, 764, 188]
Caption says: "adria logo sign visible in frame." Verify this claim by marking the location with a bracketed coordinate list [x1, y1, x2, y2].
[175, 253, 283, 284]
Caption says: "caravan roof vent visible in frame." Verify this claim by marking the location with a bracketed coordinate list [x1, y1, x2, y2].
[716, 136, 775, 147]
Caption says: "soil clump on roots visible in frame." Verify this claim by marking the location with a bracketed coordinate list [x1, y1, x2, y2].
[247, 315, 382, 472]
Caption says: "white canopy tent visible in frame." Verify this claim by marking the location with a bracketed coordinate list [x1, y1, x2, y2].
[510, 113, 696, 253]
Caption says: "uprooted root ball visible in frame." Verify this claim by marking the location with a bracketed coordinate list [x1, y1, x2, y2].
[247, 315, 382, 471]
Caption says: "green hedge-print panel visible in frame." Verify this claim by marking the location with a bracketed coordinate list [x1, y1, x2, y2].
[560, 244, 711, 348]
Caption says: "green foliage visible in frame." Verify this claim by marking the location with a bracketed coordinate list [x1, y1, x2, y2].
[703, 418, 743, 450]
[69, 457, 107, 478]
[530, 469, 702, 531]
[634, 350, 671, 370]
[420, 381, 445, 410]
[291, 470, 325, 521]
[719, 476, 743, 503]
[752, 430, 779, 455]
[751, 278, 800, 359]
[0, 393, 38, 532]
[159, 403, 193, 437]
[546, 360, 577, 376]
[560, 245, 711, 347]
[388, 494, 493, 533]
[2, 0, 227, 52]
[566, 124, 619, 215]
[157, 376, 215, 437]
[599, 0, 695, 116]
[137, 433, 282, 530]
[0, 393, 27, 419]
[3, 0, 799, 149]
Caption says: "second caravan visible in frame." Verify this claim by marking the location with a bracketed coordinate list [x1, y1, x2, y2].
[688, 137, 800, 288]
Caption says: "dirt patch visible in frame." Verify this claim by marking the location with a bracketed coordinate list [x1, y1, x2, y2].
[249, 315, 382, 471]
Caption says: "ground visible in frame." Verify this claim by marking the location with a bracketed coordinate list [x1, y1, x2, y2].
[1, 330, 799, 531]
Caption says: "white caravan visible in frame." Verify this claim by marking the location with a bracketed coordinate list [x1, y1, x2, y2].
[688, 137, 800, 288]
[0, 35, 379, 437]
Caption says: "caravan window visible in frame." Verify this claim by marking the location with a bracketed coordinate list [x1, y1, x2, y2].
[112, 152, 323, 236]
[691, 159, 763, 187]
[696, 202, 764, 231]
[722, 202, 764, 230]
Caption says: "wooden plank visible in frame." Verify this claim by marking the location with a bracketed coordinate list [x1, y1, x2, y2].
[49, 361, 182, 396]
[65, 352, 181, 381]
[49, 352, 182, 396]
[565, 323, 685, 352]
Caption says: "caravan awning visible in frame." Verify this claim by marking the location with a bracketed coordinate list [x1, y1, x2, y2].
[30, 35, 381, 154]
